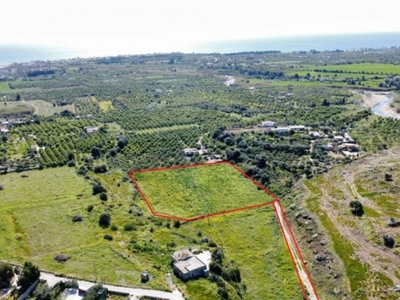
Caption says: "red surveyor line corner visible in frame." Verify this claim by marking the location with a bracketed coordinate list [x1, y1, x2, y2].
[128, 161, 318, 299]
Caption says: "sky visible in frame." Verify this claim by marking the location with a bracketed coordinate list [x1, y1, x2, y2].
[1, 0, 400, 51]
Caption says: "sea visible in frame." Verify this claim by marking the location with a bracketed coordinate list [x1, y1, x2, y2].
[1, 32, 400, 66]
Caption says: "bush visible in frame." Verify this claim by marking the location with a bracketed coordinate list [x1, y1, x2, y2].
[124, 223, 136, 231]
[93, 184, 106, 195]
[99, 213, 111, 228]
[64, 279, 78, 289]
[209, 261, 222, 275]
[208, 240, 217, 247]
[76, 166, 88, 176]
[67, 160, 76, 167]
[99, 192, 108, 201]
[87, 205, 94, 212]
[383, 235, 395, 248]
[173, 220, 180, 228]
[349, 200, 364, 216]
[0, 261, 14, 283]
[33, 283, 52, 300]
[103, 234, 113, 241]
[0, 184, 3, 191]
[222, 265, 241, 283]
[94, 164, 107, 173]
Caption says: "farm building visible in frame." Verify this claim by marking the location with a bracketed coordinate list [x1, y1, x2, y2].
[289, 125, 306, 131]
[261, 121, 275, 127]
[182, 148, 198, 156]
[172, 250, 209, 281]
[83, 126, 99, 133]
[0, 127, 9, 134]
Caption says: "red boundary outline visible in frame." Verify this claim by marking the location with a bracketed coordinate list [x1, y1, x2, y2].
[128, 161, 319, 299]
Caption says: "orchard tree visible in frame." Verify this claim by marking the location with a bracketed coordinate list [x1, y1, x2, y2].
[17, 261, 40, 291]
[0, 261, 14, 283]
[91, 147, 101, 158]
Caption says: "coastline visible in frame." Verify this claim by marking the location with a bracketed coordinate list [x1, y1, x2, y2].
[355, 90, 400, 119]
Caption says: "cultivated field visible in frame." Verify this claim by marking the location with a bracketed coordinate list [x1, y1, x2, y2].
[132, 163, 274, 219]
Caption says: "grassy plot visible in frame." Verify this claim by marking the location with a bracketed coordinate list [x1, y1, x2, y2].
[28, 100, 75, 116]
[0, 101, 34, 118]
[0, 167, 302, 299]
[133, 163, 274, 219]
[0, 167, 168, 290]
[176, 208, 303, 300]
[98, 101, 113, 112]
[0, 82, 11, 92]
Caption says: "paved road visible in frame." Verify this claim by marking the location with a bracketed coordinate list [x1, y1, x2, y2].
[40, 272, 184, 300]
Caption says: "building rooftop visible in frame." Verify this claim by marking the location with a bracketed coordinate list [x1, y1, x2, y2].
[174, 256, 206, 274]
[171, 249, 194, 263]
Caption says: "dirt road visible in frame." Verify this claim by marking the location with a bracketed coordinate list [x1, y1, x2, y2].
[274, 200, 319, 300]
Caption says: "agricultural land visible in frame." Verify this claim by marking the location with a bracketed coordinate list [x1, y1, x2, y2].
[1, 47, 400, 299]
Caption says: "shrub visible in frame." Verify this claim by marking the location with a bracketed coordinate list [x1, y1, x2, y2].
[209, 261, 222, 275]
[173, 220, 180, 228]
[67, 160, 76, 167]
[222, 265, 241, 283]
[76, 166, 88, 176]
[87, 205, 94, 212]
[94, 164, 107, 173]
[383, 235, 395, 248]
[0, 261, 14, 282]
[33, 283, 52, 300]
[103, 234, 113, 241]
[208, 240, 217, 247]
[93, 184, 106, 195]
[64, 279, 78, 289]
[349, 200, 364, 216]
[99, 213, 111, 228]
[124, 223, 136, 231]
[0, 184, 3, 191]
[99, 192, 108, 201]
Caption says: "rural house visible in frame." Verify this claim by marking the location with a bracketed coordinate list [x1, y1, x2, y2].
[172, 250, 208, 281]
[260, 121, 275, 127]
[83, 126, 99, 133]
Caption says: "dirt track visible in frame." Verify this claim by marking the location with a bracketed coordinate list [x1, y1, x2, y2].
[274, 200, 319, 300]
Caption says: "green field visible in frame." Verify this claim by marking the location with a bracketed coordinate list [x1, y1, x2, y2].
[0, 82, 11, 92]
[27, 100, 76, 116]
[0, 167, 170, 290]
[133, 163, 274, 219]
[176, 207, 303, 300]
[0, 167, 302, 299]
[0, 101, 34, 117]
